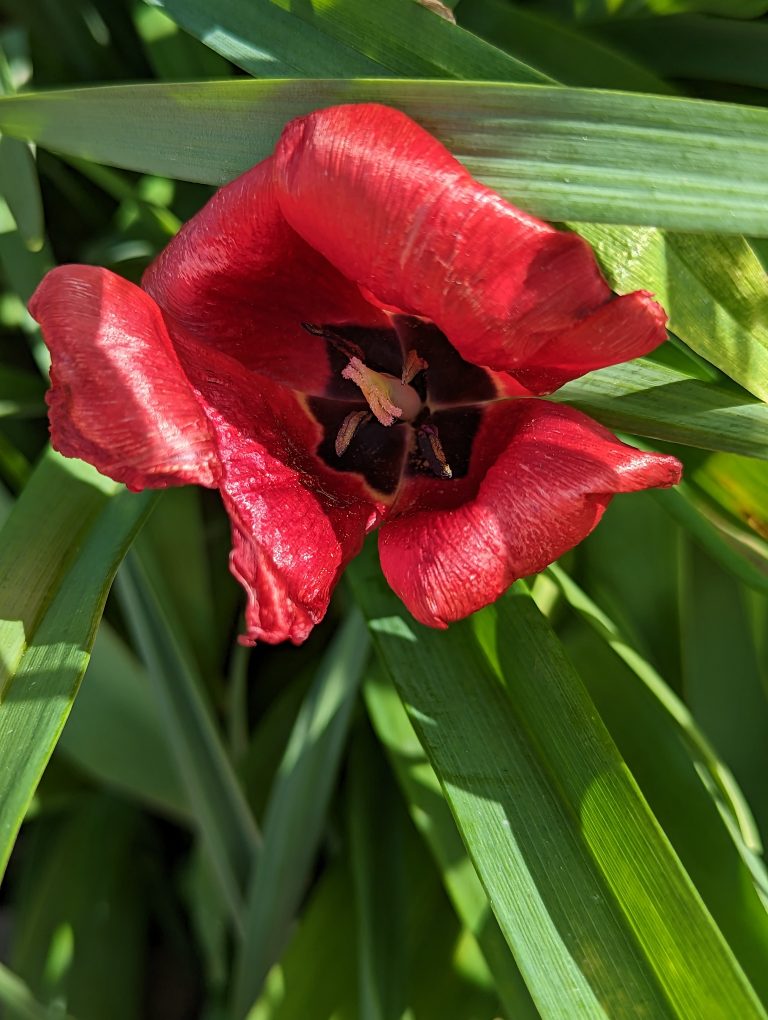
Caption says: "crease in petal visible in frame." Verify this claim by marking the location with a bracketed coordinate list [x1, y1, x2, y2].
[273, 104, 667, 391]
[29, 265, 220, 492]
[379, 400, 681, 628]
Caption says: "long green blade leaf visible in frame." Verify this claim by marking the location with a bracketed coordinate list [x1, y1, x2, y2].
[117, 543, 261, 929]
[363, 664, 539, 1019]
[348, 548, 766, 1019]
[1, 79, 767, 236]
[150, 0, 547, 82]
[555, 358, 768, 460]
[233, 611, 369, 1017]
[0, 448, 154, 883]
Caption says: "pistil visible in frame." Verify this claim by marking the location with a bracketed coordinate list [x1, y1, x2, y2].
[342, 357, 423, 427]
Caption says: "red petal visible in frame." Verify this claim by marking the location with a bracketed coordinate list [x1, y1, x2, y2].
[378, 400, 681, 627]
[173, 334, 381, 644]
[143, 157, 389, 396]
[273, 104, 667, 391]
[29, 266, 219, 492]
[510, 291, 668, 393]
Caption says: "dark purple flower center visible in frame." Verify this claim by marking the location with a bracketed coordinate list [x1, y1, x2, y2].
[304, 315, 497, 496]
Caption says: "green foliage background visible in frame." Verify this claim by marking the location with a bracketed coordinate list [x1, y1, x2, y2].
[0, 1, 766, 1017]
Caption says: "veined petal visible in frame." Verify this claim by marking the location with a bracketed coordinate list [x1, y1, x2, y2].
[511, 291, 668, 393]
[173, 334, 381, 644]
[143, 157, 390, 396]
[273, 104, 667, 391]
[29, 265, 219, 492]
[378, 400, 681, 628]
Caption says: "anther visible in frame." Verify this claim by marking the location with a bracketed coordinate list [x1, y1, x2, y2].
[402, 349, 428, 385]
[335, 410, 371, 456]
[417, 424, 453, 479]
[301, 322, 365, 362]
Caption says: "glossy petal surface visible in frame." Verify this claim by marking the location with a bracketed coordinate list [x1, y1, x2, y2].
[29, 266, 219, 491]
[143, 158, 389, 396]
[273, 104, 667, 391]
[378, 400, 682, 628]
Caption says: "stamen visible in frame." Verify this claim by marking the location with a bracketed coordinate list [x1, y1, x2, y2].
[417, 424, 453, 479]
[402, 349, 428, 385]
[302, 322, 365, 362]
[341, 356, 422, 427]
[335, 410, 371, 457]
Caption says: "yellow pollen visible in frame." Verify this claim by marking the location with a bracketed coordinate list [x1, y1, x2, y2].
[342, 357, 422, 426]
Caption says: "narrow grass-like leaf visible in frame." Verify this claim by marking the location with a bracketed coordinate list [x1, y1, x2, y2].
[1, 79, 767, 235]
[116, 543, 260, 929]
[458, 0, 674, 92]
[654, 482, 768, 597]
[0, 366, 45, 419]
[348, 727, 409, 1020]
[555, 359, 768, 460]
[679, 539, 768, 843]
[349, 547, 767, 1019]
[0, 135, 43, 251]
[0, 961, 76, 1020]
[58, 622, 189, 821]
[0, 448, 154, 883]
[363, 664, 539, 1019]
[577, 225, 768, 405]
[233, 611, 369, 1018]
[10, 797, 146, 1020]
[150, 0, 547, 81]
[488, 587, 767, 1016]
[352, 558, 670, 1018]
[592, 15, 768, 89]
[548, 563, 768, 996]
[141, 487, 220, 677]
[134, 4, 233, 80]
[249, 864, 359, 1020]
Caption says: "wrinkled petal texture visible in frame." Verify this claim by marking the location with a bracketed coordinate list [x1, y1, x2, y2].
[273, 104, 668, 392]
[29, 266, 219, 491]
[173, 334, 381, 644]
[379, 401, 681, 628]
[143, 157, 389, 396]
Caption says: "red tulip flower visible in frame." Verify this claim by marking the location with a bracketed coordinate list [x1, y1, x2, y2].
[30, 104, 681, 644]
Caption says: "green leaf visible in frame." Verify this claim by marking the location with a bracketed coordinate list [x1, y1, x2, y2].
[134, 3, 233, 80]
[248, 863, 358, 1020]
[680, 537, 768, 842]
[10, 796, 147, 1020]
[363, 663, 539, 1020]
[0, 366, 45, 418]
[548, 563, 768, 1000]
[587, 1, 768, 20]
[116, 541, 261, 930]
[1, 79, 768, 235]
[150, 0, 547, 81]
[347, 726, 410, 1020]
[458, 0, 675, 92]
[0, 448, 154, 884]
[577, 224, 768, 407]
[232, 611, 369, 1017]
[591, 15, 768, 89]
[0, 134, 43, 251]
[349, 549, 767, 1019]
[0, 961, 77, 1020]
[554, 358, 768, 460]
[58, 622, 189, 821]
